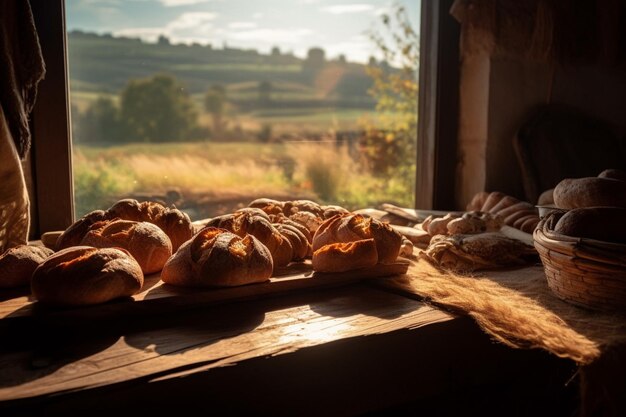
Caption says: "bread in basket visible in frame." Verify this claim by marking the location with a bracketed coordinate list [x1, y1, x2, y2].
[533, 210, 626, 312]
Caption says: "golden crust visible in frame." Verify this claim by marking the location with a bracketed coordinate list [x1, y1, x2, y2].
[312, 238, 378, 273]
[0, 245, 54, 288]
[31, 246, 144, 306]
[162, 227, 273, 287]
[81, 219, 172, 274]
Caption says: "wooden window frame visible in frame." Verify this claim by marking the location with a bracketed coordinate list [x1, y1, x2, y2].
[27, 0, 459, 235]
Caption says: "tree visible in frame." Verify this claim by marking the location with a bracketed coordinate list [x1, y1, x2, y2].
[204, 84, 227, 137]
[362, 4, 419, 188]
[120, 74, 198, 142]
[258, 80, 272, 104]
[303, 47, 326, 70]
[76, 97, 123, 143]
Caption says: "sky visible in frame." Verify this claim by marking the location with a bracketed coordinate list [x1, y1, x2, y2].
[66, 0, 421, 64]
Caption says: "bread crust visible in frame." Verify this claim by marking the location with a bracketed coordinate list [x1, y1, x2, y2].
[554, 177, 626, 209]
[312, 214, 402, 264]
[31, 246, 144, 306]
[56, 210, 109, 250]
[108, 199, 193, 251]
[312, 238, 378, 273]
[161, 227, 273, 287]
[206, 212, 293, 267]
[81, 219, 172, 274]
[58, 200, 193, 252]
[553, 207, 626, 243]
[0, 245, 54, 288]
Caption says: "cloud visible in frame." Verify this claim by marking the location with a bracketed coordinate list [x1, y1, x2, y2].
[228, 22, 257, 30]
[227, 28, 314, 44]
[113, 11, 217, 42]
[159, 0, 212, 6]
[320, 4, 375, 14]
[167, 12, 217, 30]
[113, 27, 165, 42]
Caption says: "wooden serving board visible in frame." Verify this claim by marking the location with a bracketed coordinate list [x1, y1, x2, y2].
[0, 260, 409, 326]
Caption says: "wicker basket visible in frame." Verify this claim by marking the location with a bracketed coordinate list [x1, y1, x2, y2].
[533, 212, 626, 312]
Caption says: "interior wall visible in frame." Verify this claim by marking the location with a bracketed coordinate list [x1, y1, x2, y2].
[457, 57, 626, 207]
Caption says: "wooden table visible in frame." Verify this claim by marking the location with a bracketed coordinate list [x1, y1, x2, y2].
[0, 281, 578, 416]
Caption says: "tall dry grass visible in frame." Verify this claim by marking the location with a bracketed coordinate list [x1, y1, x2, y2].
[73, 141, 414, 218]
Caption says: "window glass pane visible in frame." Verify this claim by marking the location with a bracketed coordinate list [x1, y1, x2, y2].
[66, 0, 420, 219]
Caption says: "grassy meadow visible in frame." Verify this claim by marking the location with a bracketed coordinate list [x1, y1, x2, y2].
[73, 141, 414, 219]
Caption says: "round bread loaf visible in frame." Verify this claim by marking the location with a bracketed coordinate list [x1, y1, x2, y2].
[80, 219, 172, 274]
[56, 210, 109, 250]
[0, 245, 54, 288]
[312, 238, 378, 273]
[553, 207, 626, 244]
[206, 212, 293, 267]
[598, 168, 626, 181]
[313, 214, 402, 264]
[553, 177, 626, 209]
[31, 246, 144, 306]
[107, 199, 193, 251]
[161, 227, 273, 287]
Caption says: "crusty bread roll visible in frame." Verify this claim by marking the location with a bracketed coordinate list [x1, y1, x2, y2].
[283, 200, 324, 217]
[554, 177, 626, 209]
[446, 211, 502, 235]
[57, 200, 193, 252]
[466, 191, 539, 233]
[553, 207, 626, 243]
[161, 227, 273, 287]
[56, 210, 109, 250]
[313, 214, 402, 264]
[274, 223, 310, 261]
[80, 219, 172, 274]
[598, 168, 626, 181]
[537, 188, 555, 206]
[0, 245, 54, 288]
[466, 191, 490, 211]
[321, 205, 350, 219]
[31, 246, 144, 306]
[206, 212, 293, 267]
[312, 238, 378, 273]
[107, 199, 193, 251]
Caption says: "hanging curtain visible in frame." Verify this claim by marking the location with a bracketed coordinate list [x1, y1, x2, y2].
[0, 0, 45, 251]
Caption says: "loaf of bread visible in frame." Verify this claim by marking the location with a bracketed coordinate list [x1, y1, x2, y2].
[312, 238, 378, 273]
[57, 200, 193, 252]
[56, 210, 109, 250]
[553, 207, 626, 244]
[312, 214, 402, 264]
[553, 177, 626, 209]
[465, 191, 540, 234]
[0, 245, 54, 288]
[598, 168, 626, 181]
[107, 199, 193, 251]
[31, 246, 144, 306]
[248, 198, 349, 233]
[205, 212, 294, 267]
[80, 219, 172, 274]
[161, 227, 273, 287]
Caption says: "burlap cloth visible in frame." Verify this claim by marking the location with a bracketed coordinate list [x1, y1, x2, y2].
[380, 257, 626, 365]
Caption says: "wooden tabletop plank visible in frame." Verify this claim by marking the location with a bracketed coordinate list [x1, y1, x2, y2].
[0, 285, 453, 402]
[0, 261, 409, 325]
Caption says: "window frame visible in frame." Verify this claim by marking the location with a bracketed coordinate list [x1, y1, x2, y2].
[28, 0, 459, 235]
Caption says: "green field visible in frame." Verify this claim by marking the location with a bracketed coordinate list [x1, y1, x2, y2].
[73, 141, 415, 219]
